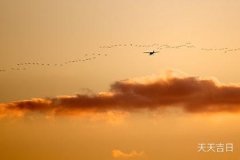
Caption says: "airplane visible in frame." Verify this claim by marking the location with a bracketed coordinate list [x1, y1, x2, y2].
[144, 50, 159, 55]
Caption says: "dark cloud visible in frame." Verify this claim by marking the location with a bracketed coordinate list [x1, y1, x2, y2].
[1, 74, 240, 118]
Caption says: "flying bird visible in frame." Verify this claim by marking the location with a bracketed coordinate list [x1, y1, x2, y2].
[144, 50, 159, 55]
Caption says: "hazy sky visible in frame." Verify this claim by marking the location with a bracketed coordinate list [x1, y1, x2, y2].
[1, 0, 240, 102]
[1, 0, 240, 160]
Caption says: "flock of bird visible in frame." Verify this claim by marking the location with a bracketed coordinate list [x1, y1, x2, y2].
[99, 42, 195, 49]
[0, 52, 107, 72]
[0, 42, 240, 73]
[201, 47, 240, 53]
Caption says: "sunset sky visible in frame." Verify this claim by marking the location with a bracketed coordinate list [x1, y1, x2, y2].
[1, 0, 240, 160]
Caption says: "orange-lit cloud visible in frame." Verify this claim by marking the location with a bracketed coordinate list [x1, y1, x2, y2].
[112, 149, 144, 159]
[1, 73, 240, 118]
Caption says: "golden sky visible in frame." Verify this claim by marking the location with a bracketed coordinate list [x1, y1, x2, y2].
[1, 0, 240, 160]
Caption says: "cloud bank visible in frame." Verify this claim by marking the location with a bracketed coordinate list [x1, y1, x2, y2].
[1, 73, 240, 118]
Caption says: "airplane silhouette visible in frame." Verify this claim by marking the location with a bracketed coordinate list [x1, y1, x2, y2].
[144, 50, 159, 55]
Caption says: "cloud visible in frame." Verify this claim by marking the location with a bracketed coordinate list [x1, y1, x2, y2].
[112, 149, 144, 159]
[1, 73, 240, 118]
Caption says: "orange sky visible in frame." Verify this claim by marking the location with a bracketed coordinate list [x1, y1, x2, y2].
[1, 0, 240, 160]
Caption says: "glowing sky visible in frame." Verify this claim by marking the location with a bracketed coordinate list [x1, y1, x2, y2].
[1, 0, 240, 159]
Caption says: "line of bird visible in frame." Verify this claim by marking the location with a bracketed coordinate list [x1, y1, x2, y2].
[100, 42, 240, 53]
[0, 52, 108, 72]
[99, 42, 195, 49]
[201, 47, 240, 53]
[1, 42, 240, 73]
